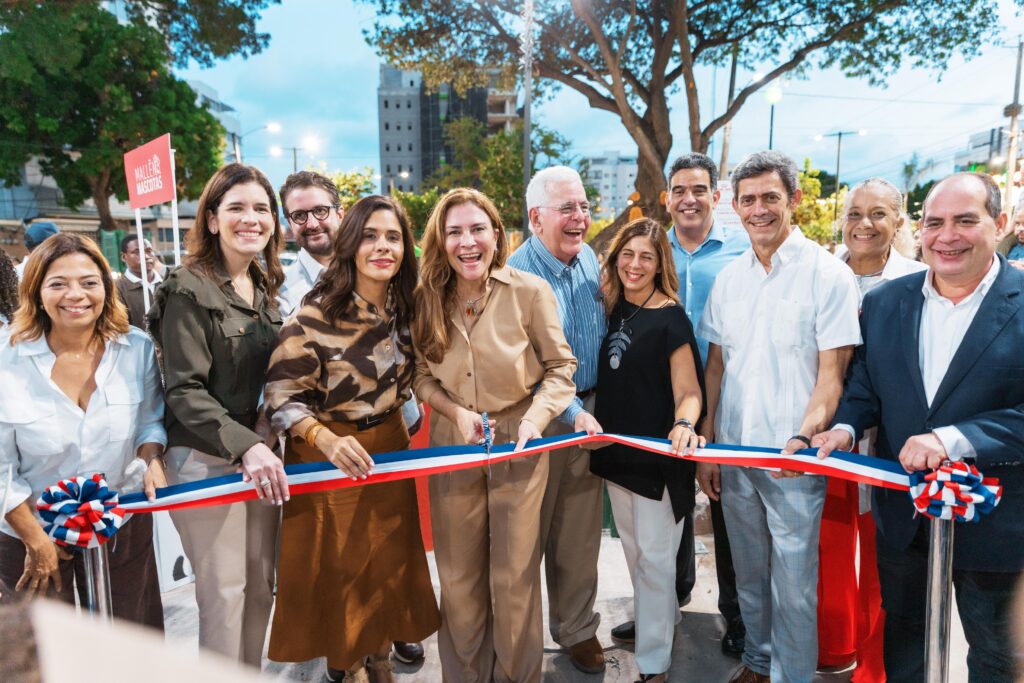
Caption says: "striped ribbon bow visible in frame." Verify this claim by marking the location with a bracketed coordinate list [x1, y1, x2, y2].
[36, 473, 128, 548]
[909, 462, 1003, 522]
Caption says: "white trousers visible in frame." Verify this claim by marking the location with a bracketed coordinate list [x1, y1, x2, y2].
[608, 482, 685, 674]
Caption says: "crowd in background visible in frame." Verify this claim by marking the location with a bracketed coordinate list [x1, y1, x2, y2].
[1, 147, 1023, 683]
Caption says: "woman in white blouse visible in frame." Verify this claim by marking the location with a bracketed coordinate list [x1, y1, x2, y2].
[817, 178, 928, 677]
[0, 234, 167, 628]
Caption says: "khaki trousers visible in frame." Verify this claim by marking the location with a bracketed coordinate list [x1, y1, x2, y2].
[430, 410, 549, 683]
[165, 446, 280, 668]
[538, 394, 603, 647]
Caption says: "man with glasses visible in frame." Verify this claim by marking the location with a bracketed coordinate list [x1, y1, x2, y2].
[509, 165, 607, 674]
[277, 171, 345, 317]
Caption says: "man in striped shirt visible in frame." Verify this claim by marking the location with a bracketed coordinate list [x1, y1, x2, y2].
[508, 165, 608, 675]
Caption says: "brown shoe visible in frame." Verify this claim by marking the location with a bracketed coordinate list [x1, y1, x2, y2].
[726, 665, 770, 683]
[568, 636, 606, 674]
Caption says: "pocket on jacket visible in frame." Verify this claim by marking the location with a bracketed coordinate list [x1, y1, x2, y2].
[4, 401, 61, 455]
[104, 382, 142, 443]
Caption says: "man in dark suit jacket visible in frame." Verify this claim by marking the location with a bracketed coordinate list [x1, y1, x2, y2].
[115, 235, 160, 329]
[814, 172, 1024, 683]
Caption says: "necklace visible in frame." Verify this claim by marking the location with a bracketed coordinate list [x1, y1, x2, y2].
[463, 292, 486, 317]
[607, 288, 656, 370]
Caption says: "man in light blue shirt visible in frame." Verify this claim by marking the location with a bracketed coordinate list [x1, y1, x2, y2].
[612, 153, 751, 657]
[508, 165, 608, 674]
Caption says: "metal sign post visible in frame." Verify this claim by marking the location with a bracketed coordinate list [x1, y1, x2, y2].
[923, 516, 955, 682]
[82, 544, 113, 620]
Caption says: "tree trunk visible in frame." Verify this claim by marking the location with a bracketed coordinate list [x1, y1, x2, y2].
[634, 150, 669, 221]
[89, 169, 117, 232]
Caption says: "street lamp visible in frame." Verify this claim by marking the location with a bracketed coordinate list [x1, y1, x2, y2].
[764, 84, 783, 150]
[270, 135, 321, 173]
[233, 121, 280, 163]
[387, 170, 410, 194]
[816, 129, 867, 221]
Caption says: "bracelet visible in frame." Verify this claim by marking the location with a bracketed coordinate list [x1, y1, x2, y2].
[789, 434, 812, 448]
[673, 418, 694, 430]
[303, 421, 325, 446]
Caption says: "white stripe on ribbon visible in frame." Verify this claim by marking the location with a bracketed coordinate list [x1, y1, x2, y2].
[118, 432, 910, 513]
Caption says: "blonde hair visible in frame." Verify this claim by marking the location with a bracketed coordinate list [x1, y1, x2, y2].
[600, 218, 680, 315]
[413, 188, 508, 363]
[10, 233, 128, 345]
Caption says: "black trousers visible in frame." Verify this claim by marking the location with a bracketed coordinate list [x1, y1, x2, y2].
[676, 496, 740, 623]
[876, 520, 1020, 683]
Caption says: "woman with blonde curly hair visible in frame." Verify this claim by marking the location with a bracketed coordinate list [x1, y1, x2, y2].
[0, 234, 166, 627]
[412, 188, 577, 682]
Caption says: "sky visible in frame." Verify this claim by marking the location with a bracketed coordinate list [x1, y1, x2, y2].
[177, 0, 1024, 196]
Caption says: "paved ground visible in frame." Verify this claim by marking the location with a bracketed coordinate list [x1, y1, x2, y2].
[163, 510, 969, 682]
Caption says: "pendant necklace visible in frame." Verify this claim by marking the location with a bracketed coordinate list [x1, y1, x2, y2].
[463, 292, 486, 317]
[607, 288, 656, 370]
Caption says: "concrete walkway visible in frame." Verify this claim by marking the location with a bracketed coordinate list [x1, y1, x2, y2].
[161, 516, 969, 682]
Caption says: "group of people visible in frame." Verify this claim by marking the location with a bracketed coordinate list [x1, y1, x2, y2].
[0, 146, 1021, 683]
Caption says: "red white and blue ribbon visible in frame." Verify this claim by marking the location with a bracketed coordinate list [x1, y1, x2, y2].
[115, 432, 931, 514]
[36, 473, 128, 548]
[909, 462, 1003, 522]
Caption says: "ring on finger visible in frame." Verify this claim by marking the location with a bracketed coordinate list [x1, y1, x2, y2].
[259, 478, 272, 487]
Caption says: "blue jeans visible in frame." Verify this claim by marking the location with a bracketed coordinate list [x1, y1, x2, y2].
[876, 521, 1021, 683]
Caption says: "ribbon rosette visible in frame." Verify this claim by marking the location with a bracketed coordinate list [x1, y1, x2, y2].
[908, 462, 1003, 522]
[36, 473, 127, 548]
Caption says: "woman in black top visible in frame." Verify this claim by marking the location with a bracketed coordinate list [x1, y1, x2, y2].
[592, 218, 705, 683]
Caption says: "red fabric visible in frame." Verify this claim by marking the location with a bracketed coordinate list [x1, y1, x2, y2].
[816, 477, 886, 682]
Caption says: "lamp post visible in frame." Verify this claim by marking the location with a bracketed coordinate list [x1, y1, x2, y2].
[233, 121, 280, 163]
[765, 85, 783, 150]
[816, 129, 867, 221]
[270, 135, 321, 173]
[387, 170, 410, 194]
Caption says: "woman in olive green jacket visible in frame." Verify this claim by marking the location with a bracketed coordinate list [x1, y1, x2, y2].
[148, 163, 286, 668]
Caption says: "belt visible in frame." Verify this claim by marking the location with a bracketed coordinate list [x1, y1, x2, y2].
[353, 406, 399, 431]
[576, 387, 595, 400]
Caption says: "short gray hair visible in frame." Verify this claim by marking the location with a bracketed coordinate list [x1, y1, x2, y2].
[526, 165, 583, 211]
[730, 150, 799, 199]
[847, 177, 903, 213]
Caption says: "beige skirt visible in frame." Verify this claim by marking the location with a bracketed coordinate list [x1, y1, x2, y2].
[268, 411, 440, 670]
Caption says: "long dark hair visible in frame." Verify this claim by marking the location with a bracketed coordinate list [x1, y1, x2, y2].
[185, 163, 284, 301]
[305, 195, 418, 326]
[0, 248, 17, 322]
[600, 218, 680, 316]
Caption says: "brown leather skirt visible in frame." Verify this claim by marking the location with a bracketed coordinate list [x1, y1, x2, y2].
[268, 411, 440, 669]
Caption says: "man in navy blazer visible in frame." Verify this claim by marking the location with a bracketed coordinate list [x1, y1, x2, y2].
[814, 172, 1024, 683]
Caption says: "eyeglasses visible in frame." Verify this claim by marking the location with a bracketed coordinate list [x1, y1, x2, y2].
[541, 201, 591, 217]
[287, 205, 336, 224]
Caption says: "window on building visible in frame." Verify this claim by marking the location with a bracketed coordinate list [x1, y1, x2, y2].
[398, 163, 402, 172]
[385, 122, 390, 130]
[409, 143, 413, 151]
[384, 100, 389, 109]
[386, 164, 391, 173]
[409, 165, 414, 173]
[407, 100, 412, 108]
[385, 143, 390, 151]
[409, 79, 414, 87]
[397, 184, 403, 191]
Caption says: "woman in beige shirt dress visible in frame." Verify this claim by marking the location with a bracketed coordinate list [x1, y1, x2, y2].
[264, 195, 439, 683]
[412, 187, 577, 683]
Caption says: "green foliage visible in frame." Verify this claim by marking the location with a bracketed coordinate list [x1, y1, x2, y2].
[325, 167, 377, 208]
[795, 158, 842, 245]
[359, 0, 1002, 217]
[0, 3, 225, 229]
[393, 188, 442, 240]
[1, 0, 277, 67]
[586, 216, 613, 243]
[425, 117, 580, 230]
[907, 179, 936, 220]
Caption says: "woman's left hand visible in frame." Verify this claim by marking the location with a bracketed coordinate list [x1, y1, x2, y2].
[669, 424, 705, 457]
[142, 457, 167, 502]
[514, 419, 542, 452]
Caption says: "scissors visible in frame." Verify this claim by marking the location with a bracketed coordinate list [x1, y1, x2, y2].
[481, 411, 493, 457]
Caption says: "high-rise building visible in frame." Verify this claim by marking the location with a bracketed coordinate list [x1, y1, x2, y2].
[582, 151, 638, 219]
[378, 64, 517, 194]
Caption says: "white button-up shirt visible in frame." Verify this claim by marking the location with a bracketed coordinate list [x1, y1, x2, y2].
[277, 249, 325, 318]
[0, 327, 166, 538]
[698, 228, 862, 447]
[122, 266, 163, 293]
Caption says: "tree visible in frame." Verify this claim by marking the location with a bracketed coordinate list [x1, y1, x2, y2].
[3, 0, 277, 67]
[793, 158, 837, 245]
[901, 152, 922, 204]
[393, 188, 442, 240]
[325, 166, 377, 208]
[361, 1, 1001, 220]
[427, 117, 586, 230]
[0, 4, 226, 230]
[907, 179, 936, 220]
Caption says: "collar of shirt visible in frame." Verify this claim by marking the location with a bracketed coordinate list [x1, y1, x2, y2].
[745, 226, 806, 270]
[921, 255, 1000, 306]
[298, 248, 325, 284]
[16, 331, 130, 360]
[123, 268, 162, 286]
[526, 235, 579, 277]
[668, 221, 725, 256]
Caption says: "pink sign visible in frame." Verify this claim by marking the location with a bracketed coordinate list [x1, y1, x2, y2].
[123, 134, 175, 209]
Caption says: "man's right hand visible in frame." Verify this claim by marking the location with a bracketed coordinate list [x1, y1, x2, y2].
[811, 428, 854, 460]
[697, 462, 721, 501]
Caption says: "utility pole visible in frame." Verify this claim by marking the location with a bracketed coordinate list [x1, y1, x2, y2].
[521, 0, 535, 231]
[719, 43, 739, 179]
[1003, 37, 1023, 213]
